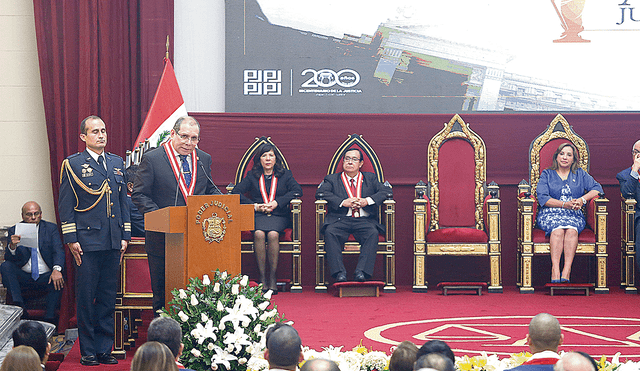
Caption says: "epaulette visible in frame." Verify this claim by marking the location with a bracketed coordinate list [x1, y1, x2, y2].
[106, 152, 123, 160]
[67, 152, 82, 159]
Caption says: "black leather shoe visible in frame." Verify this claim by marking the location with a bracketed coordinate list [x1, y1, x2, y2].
[334, 272, 347, 282]
[96, 353, 118, 364]
[80, 355, 100, 366]
[354, 271, 366, 282]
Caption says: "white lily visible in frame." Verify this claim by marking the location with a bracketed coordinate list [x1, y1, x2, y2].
[203, 274, 211, 285]
[240, 275, 249, 286]
[191, 319, 218, 344]
[219, 296, 253, 329]
[201, 313, 209, 323]
[211, 345, 238, 370]
[191, 348, 201, 357]
[223, 326, 252, 354]
[232, 284, 240, 295]
[221, 271, 228, 279]
[179, 289, 187, 299]
[191, 294, 199, 306]
[214, 282, 220, 292]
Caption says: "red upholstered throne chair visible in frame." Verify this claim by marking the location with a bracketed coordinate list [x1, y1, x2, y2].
[413, 114, 502, 293]
[226, 137, 302, 292]
[517, 114, 608, 294]
[315, 134, 396, 293]
[114, 237, 153, 358]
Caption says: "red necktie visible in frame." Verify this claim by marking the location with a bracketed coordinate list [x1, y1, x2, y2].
[350, 179, 357, 195]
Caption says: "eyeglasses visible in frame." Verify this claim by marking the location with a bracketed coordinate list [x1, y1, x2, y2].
[176, 132, 200, 143]
[25, 212, 41, 218]
[634, 149, 640, 155]
[343, 156, 362, 163]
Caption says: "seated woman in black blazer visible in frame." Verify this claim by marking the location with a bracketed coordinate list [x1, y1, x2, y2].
[231, 144, 302, 293]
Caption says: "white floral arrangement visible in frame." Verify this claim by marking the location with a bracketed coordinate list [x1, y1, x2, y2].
[163, 270, 284, 371]
[248, 343, 640, 371]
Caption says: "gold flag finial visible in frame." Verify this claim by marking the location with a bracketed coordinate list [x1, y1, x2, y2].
[165, 35, 170, 59]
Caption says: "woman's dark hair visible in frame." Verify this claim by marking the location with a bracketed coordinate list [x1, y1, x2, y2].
[416, 340, 455, 364]
[251, 143, 285, 177]
[549, 142, 579, 173]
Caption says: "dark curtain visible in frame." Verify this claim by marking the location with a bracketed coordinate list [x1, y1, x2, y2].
[33, 0, 173, 331]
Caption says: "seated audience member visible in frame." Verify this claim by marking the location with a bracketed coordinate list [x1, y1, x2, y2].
[126, 165, 145, 238]
[316, 148, 392, 282]
[506, 313, 563, 371]
[554, 352, 596, 371]
[300, 359, 340, 371]
[1, 202, 64, 323]
[390, 341, 419, 371]
[416, 340, 455, 364]
[131, 341, 179, 371]
[617, 139, 640, 273]
[12, 321, 50, 367]
[146, 317, 194, 370]
[414, 353, 455, 371]
[0, 345, 42, 371]
[265, 323, 303, 370]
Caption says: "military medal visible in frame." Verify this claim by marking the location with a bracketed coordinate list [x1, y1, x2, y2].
[341, 172, 362, 217]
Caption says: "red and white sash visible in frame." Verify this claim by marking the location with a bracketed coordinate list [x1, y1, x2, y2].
[163, 142, 198, 203]
[341, 172, 362, 217]
[259, 174, 278, 204]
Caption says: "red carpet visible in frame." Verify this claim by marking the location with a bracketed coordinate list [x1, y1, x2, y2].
[58, 286, 640, 370]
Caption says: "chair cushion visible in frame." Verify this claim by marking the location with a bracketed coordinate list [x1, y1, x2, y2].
[334, 144, 376, 174]
[539, 138, 571, 171]
[437, 138, 477, 227]
[242, 229, 293, 242]
[427, 228, 488, 243]
[531, 228, 596, 243]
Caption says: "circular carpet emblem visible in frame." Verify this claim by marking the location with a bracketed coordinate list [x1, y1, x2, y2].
[364, 315, 640, 358]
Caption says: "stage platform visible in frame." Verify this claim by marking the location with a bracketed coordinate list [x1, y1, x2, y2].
[49, 285, 640, 370]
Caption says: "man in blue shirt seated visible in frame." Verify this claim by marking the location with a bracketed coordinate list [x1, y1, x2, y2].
[1, 201, 64, 324]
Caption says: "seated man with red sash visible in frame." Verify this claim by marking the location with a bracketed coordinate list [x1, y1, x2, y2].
[316, 148, 392, 283]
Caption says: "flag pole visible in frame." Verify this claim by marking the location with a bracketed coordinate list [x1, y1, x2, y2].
[166, 35, 170, 59]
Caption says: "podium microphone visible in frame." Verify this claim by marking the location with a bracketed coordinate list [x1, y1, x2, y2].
[199, 160, 223, 195]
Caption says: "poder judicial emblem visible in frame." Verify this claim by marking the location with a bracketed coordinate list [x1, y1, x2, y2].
[195, 200, 234, 243]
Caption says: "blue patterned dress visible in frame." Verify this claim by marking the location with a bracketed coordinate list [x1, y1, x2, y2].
[536, 168, 603, 236]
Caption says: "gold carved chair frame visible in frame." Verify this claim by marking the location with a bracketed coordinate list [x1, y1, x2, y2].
[413, 114, 502, 293]
[516, 114, 608, 294]
[315, 134, 396, 293]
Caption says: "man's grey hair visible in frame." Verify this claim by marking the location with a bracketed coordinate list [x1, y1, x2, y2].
[173, 116, 200, 133]
[413, 353, 455, 371]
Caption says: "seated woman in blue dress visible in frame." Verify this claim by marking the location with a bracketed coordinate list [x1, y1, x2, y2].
[231, 144, 302, 293]
[536, 143, 603, 283]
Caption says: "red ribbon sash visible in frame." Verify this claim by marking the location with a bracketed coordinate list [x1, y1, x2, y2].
[163, 142, 197, 203]
[259, 174, 278, 204]
[341, 172, 362, 216]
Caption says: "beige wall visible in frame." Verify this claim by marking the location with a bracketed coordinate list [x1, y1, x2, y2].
[0, 0, 55, 227]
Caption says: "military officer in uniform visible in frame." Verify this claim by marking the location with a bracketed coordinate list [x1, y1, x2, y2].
[58, 115, 130, 366]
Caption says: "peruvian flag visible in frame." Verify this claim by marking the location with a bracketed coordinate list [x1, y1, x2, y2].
[134, 58, 188, 148]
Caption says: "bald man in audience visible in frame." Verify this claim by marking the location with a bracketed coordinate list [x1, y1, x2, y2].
[554, 352, 596, 371]
[264, 323, 303, 371]
[413, 353, 455, 371]
[2, 201, 64, 324]
[301, 359, 340, 371]
[506, 313, 563, 370]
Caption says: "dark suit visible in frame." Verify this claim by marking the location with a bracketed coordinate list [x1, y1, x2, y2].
[131, 146, 218, 312]
[58, 150, 130, 357]
[617, 166, 640, 271]
[316, 172, 391, 277]
[1, 220, 64, 319]
[231, 169, 302, 218]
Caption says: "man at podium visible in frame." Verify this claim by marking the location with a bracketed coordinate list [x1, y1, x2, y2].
[132, 116, 220, 314]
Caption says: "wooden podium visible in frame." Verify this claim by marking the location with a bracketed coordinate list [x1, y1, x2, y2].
[145, 194, 254, 307]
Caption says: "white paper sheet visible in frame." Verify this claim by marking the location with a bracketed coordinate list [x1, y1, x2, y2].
[14, 223, 37, 249]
